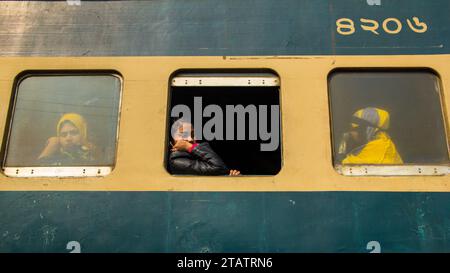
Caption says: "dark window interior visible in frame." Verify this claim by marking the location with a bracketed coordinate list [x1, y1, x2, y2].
[167, 75, 282, 175]
[329, 70, 449, 165]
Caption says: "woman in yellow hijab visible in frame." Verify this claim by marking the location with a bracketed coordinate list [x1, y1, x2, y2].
[338, 107, 403, 165]
[38, 113, 96, 165]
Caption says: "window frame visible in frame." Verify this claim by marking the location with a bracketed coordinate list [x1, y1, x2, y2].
[327, 68, 450, 176]
[1, 71, 123, 178]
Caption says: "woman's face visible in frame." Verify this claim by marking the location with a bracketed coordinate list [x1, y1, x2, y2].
[59, 122, 82, 151]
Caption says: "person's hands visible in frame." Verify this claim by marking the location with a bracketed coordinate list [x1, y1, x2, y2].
[38, 136, 60, 159]
[229, 169, 241, 176]
[171, 140, 193, 152]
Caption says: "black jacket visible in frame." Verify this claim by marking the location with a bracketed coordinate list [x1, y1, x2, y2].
[169, 142, 229, 175]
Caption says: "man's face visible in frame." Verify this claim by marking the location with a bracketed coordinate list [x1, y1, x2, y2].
[59, 122, 82, 151]
[348, 124, 364, 145]
[173, 123, 194, 143]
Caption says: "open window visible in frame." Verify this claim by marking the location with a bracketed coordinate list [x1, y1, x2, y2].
[2, 72, 122, 177]
[166, 70, 282, 176]
[328, 69, 449, 176]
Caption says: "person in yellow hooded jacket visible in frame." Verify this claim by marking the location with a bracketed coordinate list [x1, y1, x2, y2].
[38, 113, 96, 165]
[337, 107, 403, 165]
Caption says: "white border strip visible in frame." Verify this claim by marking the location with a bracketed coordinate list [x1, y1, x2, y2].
[171, 76, 280, 87]
[335, 165, 450, 176]
[3, 166, 111, 178]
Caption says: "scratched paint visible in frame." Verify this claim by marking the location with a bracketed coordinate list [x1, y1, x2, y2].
[41, 225, 57, 249]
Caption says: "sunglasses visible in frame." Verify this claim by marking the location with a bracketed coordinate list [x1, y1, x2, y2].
[175, 131, 193, 139]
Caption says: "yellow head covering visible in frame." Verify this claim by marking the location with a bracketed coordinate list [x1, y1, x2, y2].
[57, 113, 88, 143]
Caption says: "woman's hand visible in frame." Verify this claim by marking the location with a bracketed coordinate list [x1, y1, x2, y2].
[37, 136, 60, 159]
[229, 169, 241, 176]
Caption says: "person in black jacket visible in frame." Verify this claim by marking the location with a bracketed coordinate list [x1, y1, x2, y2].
[168, 118, 240, 176]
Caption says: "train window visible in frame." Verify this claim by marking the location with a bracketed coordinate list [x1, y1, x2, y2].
[166, 70, 282, 176]
[3, 73, 122, 177]
[329, 70, 450, 176]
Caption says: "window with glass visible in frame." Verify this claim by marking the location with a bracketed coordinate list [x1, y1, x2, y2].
[3, 73, 122, 177]
[328, 70, 449, 176]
